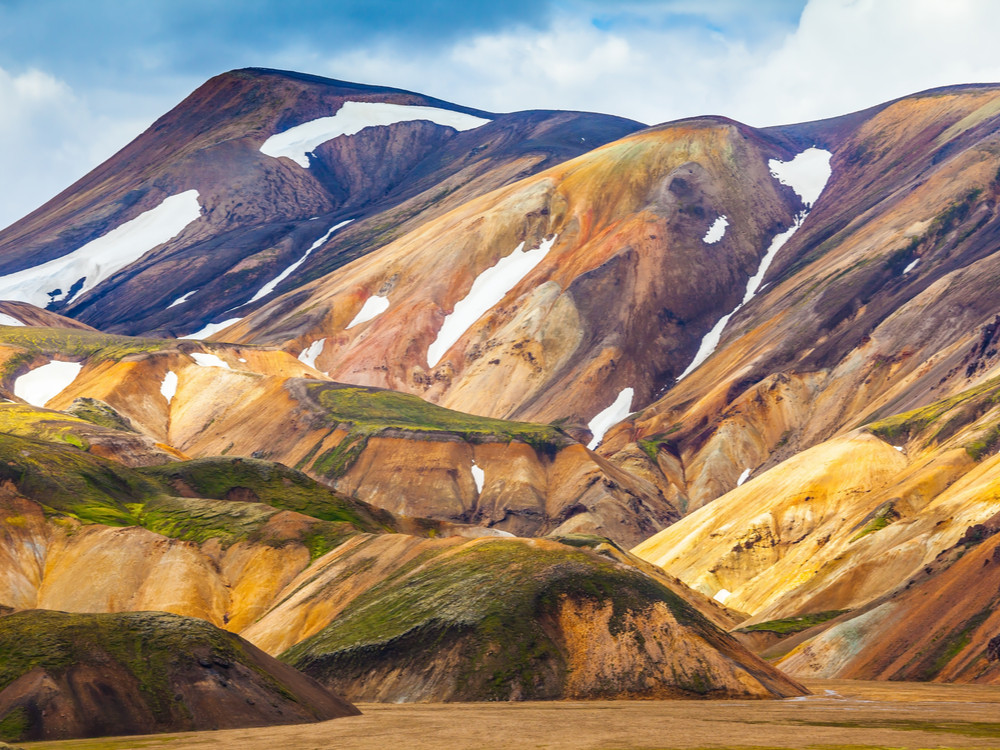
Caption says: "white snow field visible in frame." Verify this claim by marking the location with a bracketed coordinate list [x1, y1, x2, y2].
[713, 588, 733, 604]
[298, 339, 325, 369]
[677, 149, 832, 382]
[190, 352, 230, 369]
[0, 313, 24, 326]
[427, 235, 556, 368]
[768, 147, 832, 208]
[13, 360, 82, 407]
[587, 387, 634, 450]
[246, 220, 353, 305]
[167, 290, 197, 308]
[346, 295, 390, 329]
[180, 317, 243, 341]
[260, 102, 491, 168]
[471, 463, 485, 493]
[703, 215, 729, 244]
[0, 190, 201, 308]
[160, 371, 178, 404]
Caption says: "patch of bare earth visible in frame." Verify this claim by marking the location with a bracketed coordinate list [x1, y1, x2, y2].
[18, 680, 1000, 750]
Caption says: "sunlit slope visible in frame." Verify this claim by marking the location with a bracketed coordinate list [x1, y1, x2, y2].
[222, 116, 807, 441]
[603, 84, 1000, 515]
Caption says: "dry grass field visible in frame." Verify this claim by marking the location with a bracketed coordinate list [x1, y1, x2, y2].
[20, 680, 1000, 750]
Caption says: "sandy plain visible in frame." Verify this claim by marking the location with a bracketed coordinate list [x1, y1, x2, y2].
[20, 680, 1000, 750]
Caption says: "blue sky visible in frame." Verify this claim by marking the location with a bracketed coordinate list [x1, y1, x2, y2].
[2, 0, 1000, 229]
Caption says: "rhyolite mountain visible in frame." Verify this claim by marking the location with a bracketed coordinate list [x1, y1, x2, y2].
[3, 67, 1000, 727]
[0, 68, 642, 338]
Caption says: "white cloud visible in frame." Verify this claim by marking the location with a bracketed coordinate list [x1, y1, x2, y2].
[0, 66, 151, 231]
[320, 0, 1000, 128]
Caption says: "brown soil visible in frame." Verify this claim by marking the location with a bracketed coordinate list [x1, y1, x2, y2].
[19, 680, 1000, 749]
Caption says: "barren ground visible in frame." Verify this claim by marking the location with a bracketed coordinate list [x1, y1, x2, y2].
[21, 680, 1000, 750]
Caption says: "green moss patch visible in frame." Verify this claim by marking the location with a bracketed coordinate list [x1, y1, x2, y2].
[307, 383, 570, 453]
[0, 327, 172, 380]
[737, 610, 849, 636]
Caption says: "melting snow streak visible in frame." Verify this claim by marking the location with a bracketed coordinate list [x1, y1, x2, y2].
[160, 371, 178, 404]
[190, 353, 230, 369]
[180, 318, 242, 341]
[736, 468, 751, 486]
[677, 149, 832, 382]
[246, 220, 353, 305]
[346, 295, 389, 329]
[261, 102, 491, 167]
[471, 463, 485, 493]
[587, 387, 634, 450]
[14, 361, 82, 407]
[0, 191, 201, 307]
[298, 339, 325, 369]
[427, 236, 556, 368]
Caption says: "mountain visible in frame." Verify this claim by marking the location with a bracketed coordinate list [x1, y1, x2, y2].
[0, 68, 641, 338]
[0, 610, 358, 742]
[5, 67, 1000, 717]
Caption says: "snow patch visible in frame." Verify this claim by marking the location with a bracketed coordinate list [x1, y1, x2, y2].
[677, 149, 832, 382]
[0, 313, 24, 326]
[0, 191, 201, 307]
[13, 360, 82, 407]
[190, 353, 230, 369]
[894, 445, 904, 452]
[180, 318, 242, 341]
[346, 295, 389, 329]
[903, 258, 919, 274]
[427, 235, 556, 368]
[246, 220, 353, 305]
[703, 215, 728, 244]
[768, 148, 832, 208]
[167, 290, 197, 308]
[587, 387, 634, 450]
[160, 371, 178, 404]
[736, 468, 751, 486]
[298, 339, 325, 369]
[260, 102, 491, 168]
[713, 588, 732, 604]
[471, 463, 485, 493]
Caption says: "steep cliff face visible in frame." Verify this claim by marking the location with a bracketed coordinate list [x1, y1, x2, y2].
[0, 610, 358, 743]
[0, 69, 641, 338]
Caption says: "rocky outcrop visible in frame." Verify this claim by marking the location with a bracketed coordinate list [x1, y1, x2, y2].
[0, 610, 358, 742]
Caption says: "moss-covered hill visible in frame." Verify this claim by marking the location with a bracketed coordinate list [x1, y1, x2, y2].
[0, 610, 358, 742]
[281, 536, 806, 702]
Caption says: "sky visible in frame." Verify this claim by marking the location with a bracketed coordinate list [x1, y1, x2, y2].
[3, 0, 1000, 230]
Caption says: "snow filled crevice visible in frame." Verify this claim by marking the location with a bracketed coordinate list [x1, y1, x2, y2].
[427, 235, 556, 368]
[587, 387, 634, 450]
[703, 215, 728, 244]
[903, 259, 919, 274]
[736, 468, 751, 486]
[180, 318, 243, 341]
[471, 463, 485, 493]
[676, 149, 832, 382]
[298, 339, 325, 369]
[0, 191, 202, 308]
[245, 220, 353, 305]
[160, 371, 178, 404]
[346, 295, 390, 329]
[14, 360, 82, 407]
[260, 102, 491, 168]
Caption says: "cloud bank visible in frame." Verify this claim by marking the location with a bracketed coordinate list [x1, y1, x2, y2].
[2, 0, 1000, 229]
